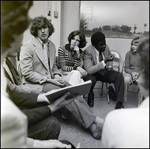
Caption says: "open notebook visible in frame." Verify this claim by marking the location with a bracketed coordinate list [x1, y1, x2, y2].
[45, 80, 92, 103]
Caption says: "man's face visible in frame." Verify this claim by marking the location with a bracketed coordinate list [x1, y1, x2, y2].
[37, 26, 49, 43]
[95, 40, 106, 52]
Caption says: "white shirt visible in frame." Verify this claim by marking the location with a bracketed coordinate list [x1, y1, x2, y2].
[38, 38, 52, 77]
[94, 47, 106, 67]
[101, 96, 149, 148]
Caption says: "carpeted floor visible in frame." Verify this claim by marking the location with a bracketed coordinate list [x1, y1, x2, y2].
[53, 91, 138, 148]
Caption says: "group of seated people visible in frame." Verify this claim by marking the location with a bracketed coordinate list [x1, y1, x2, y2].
[1, 1, 149, 148]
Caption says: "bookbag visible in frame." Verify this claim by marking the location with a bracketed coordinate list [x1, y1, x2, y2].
[108, 86, 117, 101]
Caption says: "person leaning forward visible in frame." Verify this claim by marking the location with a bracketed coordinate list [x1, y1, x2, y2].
[83, 31, 124, 109]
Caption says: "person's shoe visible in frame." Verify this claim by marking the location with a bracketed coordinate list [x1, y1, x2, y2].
[91, 118, 104, 139]
[88, 98, 94, 107]
[115, 101, 124, 109]
[115, 105, 124, 109]
[87, 92, 94, 107]
[61, 107, 70, 120]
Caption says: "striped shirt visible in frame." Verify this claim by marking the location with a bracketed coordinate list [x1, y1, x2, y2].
[58, 44, 84, 72]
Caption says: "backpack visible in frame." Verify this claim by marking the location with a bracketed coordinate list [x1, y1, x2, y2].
[108, 86, 117, 101]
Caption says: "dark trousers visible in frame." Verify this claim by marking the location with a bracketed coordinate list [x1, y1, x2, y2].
[28, 116, 61, 140]
[83, 70, 124, 102]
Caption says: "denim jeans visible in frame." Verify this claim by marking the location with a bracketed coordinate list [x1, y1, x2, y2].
[28, 116, 61, 140]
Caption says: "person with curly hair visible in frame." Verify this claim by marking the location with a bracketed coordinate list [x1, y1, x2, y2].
[57, 30, 88, 85]
[19, 16, 104, 140]
[101, 38, 149, 148]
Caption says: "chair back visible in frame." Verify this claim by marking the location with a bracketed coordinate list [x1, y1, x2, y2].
[111, 50, 121, 72]
[121, 61, 125, 74]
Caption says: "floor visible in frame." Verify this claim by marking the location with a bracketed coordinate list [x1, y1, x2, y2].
[53, 88, 138, 148]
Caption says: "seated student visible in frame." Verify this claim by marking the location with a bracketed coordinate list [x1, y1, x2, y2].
[101, 38, 149, 148]
[83, 31, 124, 108]
[3, 55, 79, 140]
[123, 36, 142, 103]
[17, 16, 104, 139]
[57, 30, 88, 85]
[1, 1, 75, 148]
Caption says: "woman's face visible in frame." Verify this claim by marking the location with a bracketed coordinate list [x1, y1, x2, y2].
[131, 41, 139, 52]
[70, 35, 80, 49]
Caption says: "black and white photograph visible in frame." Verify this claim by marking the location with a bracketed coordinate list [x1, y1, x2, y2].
[1, 1, 149, 148]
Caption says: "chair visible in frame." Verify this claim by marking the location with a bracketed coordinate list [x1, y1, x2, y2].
[101, 50, 121, 104]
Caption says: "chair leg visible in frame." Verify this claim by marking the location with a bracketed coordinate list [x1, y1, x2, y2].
[106, 83, 110, 104]
[101, 82, 104, 96]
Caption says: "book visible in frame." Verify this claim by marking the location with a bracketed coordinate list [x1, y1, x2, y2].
[45, 80, 92, 103]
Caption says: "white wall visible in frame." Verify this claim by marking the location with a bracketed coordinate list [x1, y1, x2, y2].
[23, 1, 48, 43]
[60, 1, 80, 47]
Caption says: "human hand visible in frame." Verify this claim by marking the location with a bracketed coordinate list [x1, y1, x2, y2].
[105, 54, 114, 63]
[47, 78, 65, 87]
[48, 92, 79, 113]
[33, 139, 72, 148]
[74, 46, 80, 58]
[132, 72, 139, 80]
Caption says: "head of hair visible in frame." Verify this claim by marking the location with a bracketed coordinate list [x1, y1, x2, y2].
[30, 16, 54, 37]
[1, 1, 33, 54]
[68, 30, 87, 48]
[91, 31, 105, 46]
[137, 38, 149, 89]
[131, 36, 141, 45]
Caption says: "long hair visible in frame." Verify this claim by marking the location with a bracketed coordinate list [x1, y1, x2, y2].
[1, 1, 33, 54]
[30, 16, 55, 37]
[67, 30, 87, 48]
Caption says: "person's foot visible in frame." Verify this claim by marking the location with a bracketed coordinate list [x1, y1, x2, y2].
[87, 92, 94, 107]
[90, 117, 104, 139]
[115, 101, 124, 109]
[88, 98, 94, 107]
[61, 107, 70, 120]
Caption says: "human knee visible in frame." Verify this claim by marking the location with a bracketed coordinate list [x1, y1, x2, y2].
[71, 70, 81, 77]
[45, 117, 61, 139]
[117, 72, 124, 80]
[124, 74, 131, 83]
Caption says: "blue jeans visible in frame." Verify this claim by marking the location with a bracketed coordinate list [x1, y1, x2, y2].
[28, 116, 61, 140]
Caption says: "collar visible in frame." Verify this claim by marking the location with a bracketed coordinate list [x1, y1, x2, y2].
[38, 37, 49, 46]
